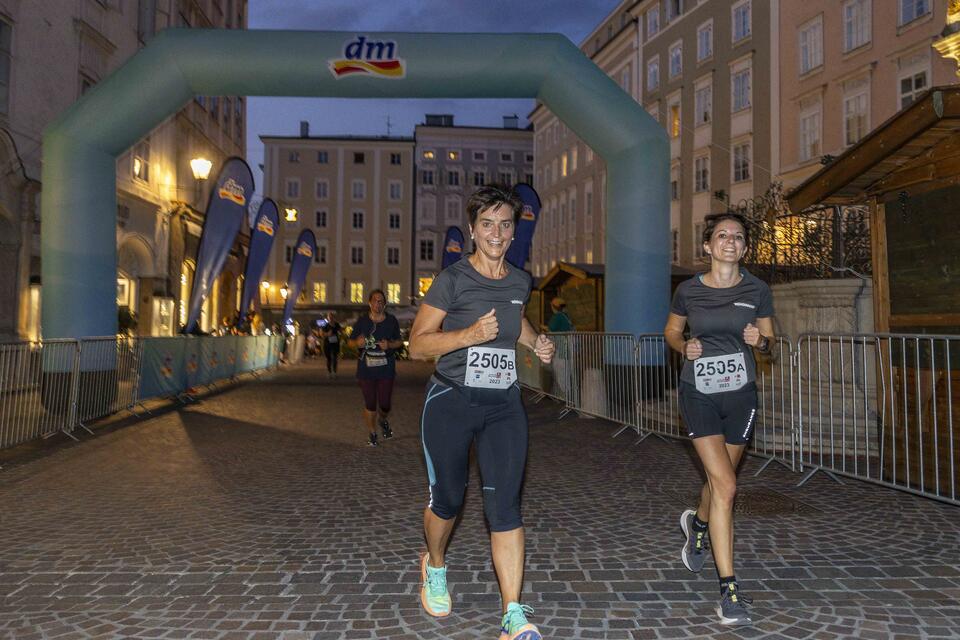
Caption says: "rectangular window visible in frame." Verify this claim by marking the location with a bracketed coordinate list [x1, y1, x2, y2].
[670, 165, 681, 201]
[317, 150, 328, 164]
[647, 58, 660, 91]
[389, 211, 401, 230]
[315, 179, 328, 200]
[422, 170, 435, 185]
[667, 0, 683, 22]
[351, 245, 364, 265]
[525, 172, 534, 185]
[352, 210, 364, 230]
[694, 156, 709, 192]
[843, 0, 870, 52]
[390, 152, 402, 165]
[447, 150, 460, 161]
[350, 282, 364, 303]
[732, 68, 751, 112]
[473, 150, 487, 161]
[386, 283, 401, 304]
[697, 22, 713, 61]
[420, 199, 436, 224]
[525, 152, 534, 163]
[473, 171, 486, 186]
[695, 222, 707, 259]
[672, 229, 679, 262]
[313, 282, 327, 303]
[285, 245, 293, 263]
[288, 150, 300, 163]
[900, 71, 927, 108]
[445, 198, 460, 222]
[132, 138, 151, 183]
[351, 180, 366, 200]
[695, 84, 712, 125]
[315, 210, 327, 228]
[799, 17, 823, 74]
[316, 244, 327, 264]
[799, 106, 822, 162]
[285, 178, 300, 199]
[732, 1, 751, 42]
[647, 6, 660, 37]
[497, 171, 514, 186]
[353, 152, 365, 164]
[389, 180, 402, 201]
[386, 246, 400, 266]
[844, 90, 869, 146]
[447, 170, 460, 186]
[561, 153, 568, 177]
[423, 150, 436, 160]
[733, 143, 751, 182]
[900, 0, 930, 25]
[620, 67, 631, 93]
[500, 151, 514, 162]
[669, 103, 680, 138]
[669, 42, 683, 78]
[420, 239, 435, 261]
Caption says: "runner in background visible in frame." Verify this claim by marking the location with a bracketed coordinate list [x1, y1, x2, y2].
[664, 212, 775, 627]
[349, 291, 402, 446]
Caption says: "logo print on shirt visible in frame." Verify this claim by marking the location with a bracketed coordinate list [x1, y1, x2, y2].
[510, 300, 523, 305]
[734, 302, 756, 309]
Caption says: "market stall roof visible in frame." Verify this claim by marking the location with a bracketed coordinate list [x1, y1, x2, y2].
[787, 87, 960, 212]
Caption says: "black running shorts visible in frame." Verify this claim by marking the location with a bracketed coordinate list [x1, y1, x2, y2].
[678, 381, 757, 445]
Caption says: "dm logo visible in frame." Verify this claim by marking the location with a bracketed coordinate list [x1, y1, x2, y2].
[256, 217, 275, 237]
[445, 239, 462, 254]
[330, 35, 405, 79]
[218, 178, 246, 206]
[520, 205, 536, 221]
[296, 242, 313, 258]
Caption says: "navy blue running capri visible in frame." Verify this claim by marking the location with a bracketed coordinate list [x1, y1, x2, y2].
[420, 376, 527, 532]
[678, 381, 757, 445]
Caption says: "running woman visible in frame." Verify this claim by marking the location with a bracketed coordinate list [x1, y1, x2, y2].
[349, 289, 402, 446]
[408, 184, 554, 640]
[664, 212, 774, 626]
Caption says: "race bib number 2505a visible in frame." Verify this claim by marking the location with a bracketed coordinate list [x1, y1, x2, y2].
[694, 352, 747, 394]
[464, 346, 516, 389]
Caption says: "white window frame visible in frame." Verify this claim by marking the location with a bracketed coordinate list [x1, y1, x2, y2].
[732, 142, 751, 182]
[647, 6, 660, 37]
[315, 240, 328, 265]
[647, 56, 660, 92]
[285, 177, 300, 200]
[670, 163, 681, 201]
[842, 0, 871, 53]
[351, 179, 366, 200]
[669, 41, 683, 79]
[350, 242, 365, 266]
[697, 20, 713, 62]
[315, 209, 327, 228]
[351, 209, 364, 230]
[732, 0, 751, 43]
[731, 60, 752, 112]
[444, 196, 461, 223]
[694, 79, 712, 126]
[388, 210, 401, 231]
[315, 179, 329, 200]
[843, 89, 869, 147]
[386, 243, 401, 266]
[899, 0, 930, 26]
[799, 15, 823, 75]
[472, 150, 487, 161]
[386, 283, 401, 304]
[419, 198, 436, 225]
[388, 179, 402, 201]
[798, 98, 822, 163]
[694, 155, 710, 193]
[419, 237, 436, 262]
[898, 63, 929, 109]
[500, 151, 514, 162]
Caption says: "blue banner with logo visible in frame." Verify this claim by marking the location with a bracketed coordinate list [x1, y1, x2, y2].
[185, 157, 255, 334]
[441, 226, 465, 269]
[239, 198, 279, 319]
[282, 229, 317, 328]
[506, 182, 541, 269]
[138, 337, 187, 400]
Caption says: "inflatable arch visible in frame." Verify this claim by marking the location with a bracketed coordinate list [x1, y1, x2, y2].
[41, 29, 668, 340]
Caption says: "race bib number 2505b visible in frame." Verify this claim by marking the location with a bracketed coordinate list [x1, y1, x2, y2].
[464, 346, 516, 389]
[694, 352, 747, 394]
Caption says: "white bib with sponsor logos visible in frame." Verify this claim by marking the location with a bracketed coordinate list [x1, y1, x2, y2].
[694, 352, 748, 394]
[464, 346, 516, 389]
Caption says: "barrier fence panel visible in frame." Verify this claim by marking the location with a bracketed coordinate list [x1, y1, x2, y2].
[0, 340, 79, 448]
[798, 333, 958, 505]
[562, 333, 638, 430]
[634, 334, 682, 440]
[75, 337, 144, 428]
[750, 335, 796, 473]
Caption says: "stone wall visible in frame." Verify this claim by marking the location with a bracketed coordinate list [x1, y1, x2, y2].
[771, 277, 874, 341]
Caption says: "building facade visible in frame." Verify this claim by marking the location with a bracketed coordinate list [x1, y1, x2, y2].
[413, 114, 533, 296]
[778, 0, 958, 191]
[260, 128, 415, 318]
[0, 0, 247, 341]
[528, 0, 638, 278]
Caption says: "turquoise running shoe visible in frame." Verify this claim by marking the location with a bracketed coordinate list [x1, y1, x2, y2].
[498, 602, 542, 640]
[419, 553, 451, 617]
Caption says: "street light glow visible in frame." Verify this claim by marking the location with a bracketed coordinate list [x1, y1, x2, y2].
[190, 157, 213, 180]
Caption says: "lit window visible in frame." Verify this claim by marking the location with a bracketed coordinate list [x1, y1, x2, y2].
[313, 282, 327, 303]
[561, 153, 568, 177]
[132, 138, 150, 182]
[670, 103, 680, 138]
[448, 150, 459, 160]
[418, 276, 434, 297]
[386, 283, 401, 304]
[285, 207, 298, 222]
[350, 282, 364, 303]
[423, 150, 435, 160]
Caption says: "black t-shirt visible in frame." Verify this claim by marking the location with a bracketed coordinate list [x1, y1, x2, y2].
[670, 270, 774, 385]
[322, 322, 341, 345]
[351, 314, 401, 380]
[423, 257, 532, 385]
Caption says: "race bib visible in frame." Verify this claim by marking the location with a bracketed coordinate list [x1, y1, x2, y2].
[365, 355, 387, 367]
[464, 346, 516, 389]
[694, 352, 748, 394]
[327, 336, 338, 343]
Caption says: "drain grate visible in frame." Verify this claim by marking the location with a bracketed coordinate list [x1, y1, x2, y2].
[672, 488, 822, 516]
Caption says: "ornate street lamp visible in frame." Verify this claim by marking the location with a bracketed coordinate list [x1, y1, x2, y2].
[933, 1, 960, 76]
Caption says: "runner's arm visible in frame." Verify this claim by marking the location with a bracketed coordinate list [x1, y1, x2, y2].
[408, 303, 475, 360]
[664, 313, 689, 355]
[519, 313, 539, 349]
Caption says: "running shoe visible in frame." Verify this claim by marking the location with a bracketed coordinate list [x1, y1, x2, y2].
[419, 553, 451, 617]
[367, 431, 379, 447]
[680, 508, 709, 573]
[380, 419, 394, 440]
[498, 603, 542, 640]
[716, 582, 752, 626]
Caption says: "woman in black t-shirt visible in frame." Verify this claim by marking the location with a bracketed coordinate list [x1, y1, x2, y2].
[320, 312, 342, 377]
[349, 290, 402, 447]
[664, 212, 775, 627]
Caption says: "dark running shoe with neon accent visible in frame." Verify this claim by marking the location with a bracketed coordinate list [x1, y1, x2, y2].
[680, 508, 709, 573]
[380, 419, 393, 439]
[498, 603, 542, 640]
[367, 431, 379, 447]
[716, 582, 753, 626]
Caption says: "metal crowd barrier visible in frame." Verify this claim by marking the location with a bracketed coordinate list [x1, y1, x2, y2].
[519, 331, 957, 506]
[0, 335, 283, 455]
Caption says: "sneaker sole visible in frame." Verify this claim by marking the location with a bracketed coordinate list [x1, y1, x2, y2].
[679, 508, 702, 573]
[498, 628, 541, 640]
[420, 553, 450, 618]
[715, 606, 751, 626]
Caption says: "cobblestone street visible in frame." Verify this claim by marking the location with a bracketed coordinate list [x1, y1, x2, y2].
[0, 359, 957, 639]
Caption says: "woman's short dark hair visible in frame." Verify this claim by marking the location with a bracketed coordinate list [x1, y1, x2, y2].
[702, 212, 751, 247]
[466, 184, 524, 226]
[368, 288, 385, 302]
